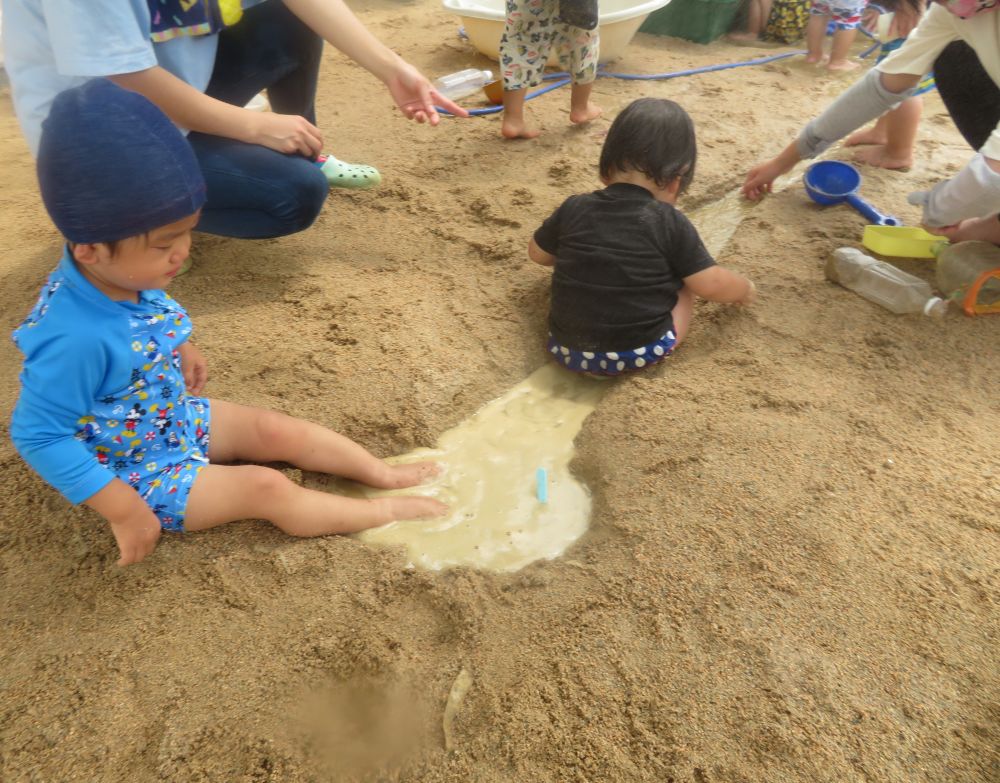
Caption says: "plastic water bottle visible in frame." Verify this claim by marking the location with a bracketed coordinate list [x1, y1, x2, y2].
[432, 69, 494, 101]
[935, 240, 1000, 315]
[825, 247, 947, 317]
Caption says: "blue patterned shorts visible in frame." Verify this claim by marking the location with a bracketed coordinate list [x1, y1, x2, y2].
[130, 398, 211, 532]
[548, 331, 677, 376]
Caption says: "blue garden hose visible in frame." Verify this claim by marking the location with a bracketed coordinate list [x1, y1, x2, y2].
[438, 50, 806, 117]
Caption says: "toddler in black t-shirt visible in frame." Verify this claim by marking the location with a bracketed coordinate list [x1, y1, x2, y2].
[529, 98, 756, 376]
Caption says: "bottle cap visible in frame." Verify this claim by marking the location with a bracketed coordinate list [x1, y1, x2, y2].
[923, 296, 947, 318]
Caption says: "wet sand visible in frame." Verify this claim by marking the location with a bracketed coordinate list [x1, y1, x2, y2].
[1, 3, 998, 780]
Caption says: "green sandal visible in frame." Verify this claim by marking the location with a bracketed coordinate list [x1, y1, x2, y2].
[318, 155, 382, 190]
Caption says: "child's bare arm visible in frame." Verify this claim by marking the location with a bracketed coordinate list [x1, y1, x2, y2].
[177, 341, 208, 395]
[528, 238, 556, 266]
[84, 479, 163, 567]
[684, 266, 756, 305]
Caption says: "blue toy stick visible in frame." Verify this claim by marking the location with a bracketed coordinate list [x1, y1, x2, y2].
[536, 468, 549, 504]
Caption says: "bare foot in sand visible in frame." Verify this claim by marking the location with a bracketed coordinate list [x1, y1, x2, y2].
[385, 495, 449, 522]
[845, 127, 888, 147]
[372, 460, 441, 489]
[827, 59, 859, 72]
[936, 215, 1000, 245]
[727, 31, 760, 42]
[570, 102, 602, 125]
[852, 145, 913, 170]
[501, 118, 540, 139]
[805, 52, 825, 64]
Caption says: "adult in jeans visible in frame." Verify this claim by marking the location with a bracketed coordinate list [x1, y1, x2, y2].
[2, 0, 467, 240]
[741, 2, 1000, 245]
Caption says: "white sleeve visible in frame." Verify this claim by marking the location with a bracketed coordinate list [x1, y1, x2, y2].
[876, 5, 959, 78]
[40, 0, 156, 76]
[909, 153, 1000, 227]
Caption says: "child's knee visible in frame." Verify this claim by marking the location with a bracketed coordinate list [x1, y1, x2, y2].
[252, 408, 301, 451]
[244, 464, 295, 504]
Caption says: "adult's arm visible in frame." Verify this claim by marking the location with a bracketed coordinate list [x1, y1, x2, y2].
[109, 68, 324, 157]
[742, 70, 923, 199]
[742, 6, 959, 199]
[912, 153, 1000, 228]
[283, 0, 468, 123]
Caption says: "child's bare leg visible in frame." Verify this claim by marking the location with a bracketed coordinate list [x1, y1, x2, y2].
[852, 96, 921, 169]
[569, 82, 601, 125]
[501, 88, 540, 139]
[846, 115, 889, 147]
[183, 464, 446, 536]
[827, 28, 859, 71]
[805, 15, 827, 64]
[671, 287, 695, 348]
[728, 0, 772, 40]
[207, 399, 437, 489]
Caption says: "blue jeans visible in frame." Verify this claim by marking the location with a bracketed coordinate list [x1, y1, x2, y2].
[190, 0, 329, 239]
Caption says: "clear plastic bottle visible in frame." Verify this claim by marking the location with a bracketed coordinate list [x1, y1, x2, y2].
[825, 247, 947, 317]
[432, 69, 494, 101]
[935, 240, 1000, 315]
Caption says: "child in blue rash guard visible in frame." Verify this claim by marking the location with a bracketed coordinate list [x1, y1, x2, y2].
[11, 80, 445, 567]
[528, 98, 756, 377]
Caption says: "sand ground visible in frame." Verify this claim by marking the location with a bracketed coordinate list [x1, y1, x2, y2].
[1, 3, 998, 781]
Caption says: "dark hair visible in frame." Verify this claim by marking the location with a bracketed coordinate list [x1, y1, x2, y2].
[599, 98, 697, 193]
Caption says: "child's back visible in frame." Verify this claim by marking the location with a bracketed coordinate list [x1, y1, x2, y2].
[539, 183, 714, 353]
[528, 99, 755, 376]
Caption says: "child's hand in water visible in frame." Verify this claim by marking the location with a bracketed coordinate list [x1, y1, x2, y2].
[178, 341, 208, 395]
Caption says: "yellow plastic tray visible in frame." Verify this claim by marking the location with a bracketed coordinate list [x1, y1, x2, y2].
[862, 225, 948, 259]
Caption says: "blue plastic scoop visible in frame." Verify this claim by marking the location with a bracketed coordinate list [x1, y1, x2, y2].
[804, 161, 901, 227]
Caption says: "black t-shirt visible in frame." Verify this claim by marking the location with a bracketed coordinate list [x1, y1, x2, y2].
[533, 182, 716, 352]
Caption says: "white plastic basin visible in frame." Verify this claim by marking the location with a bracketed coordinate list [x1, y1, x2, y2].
[442, 0, 672, 65]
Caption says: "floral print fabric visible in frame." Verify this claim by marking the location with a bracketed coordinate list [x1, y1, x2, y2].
[500, 0, 599, 91]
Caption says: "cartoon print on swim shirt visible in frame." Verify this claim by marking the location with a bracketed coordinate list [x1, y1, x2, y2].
[61, 291, 209, 493]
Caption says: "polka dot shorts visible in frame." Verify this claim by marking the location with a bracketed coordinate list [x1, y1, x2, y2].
[547, 331, 677, 376]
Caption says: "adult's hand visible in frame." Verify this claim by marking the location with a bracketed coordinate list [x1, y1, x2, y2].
[384, 61, 469, 124]
[245, 111, 324, 157]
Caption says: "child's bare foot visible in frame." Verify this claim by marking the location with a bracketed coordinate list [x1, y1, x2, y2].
[727, 31, 760, 42]
[386, 495, 449, 522]
[501, 119, 540, 139]
[845, 127, 888, 147]
[852, 145, 913, 171]
[570, 102, 602, 125]
[371, 460, 441, 489]
[827, 59, 859, 72]
[805, 52, 824, 64]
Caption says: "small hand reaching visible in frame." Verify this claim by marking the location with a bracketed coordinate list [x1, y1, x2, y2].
[178, 341, 208, 395]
